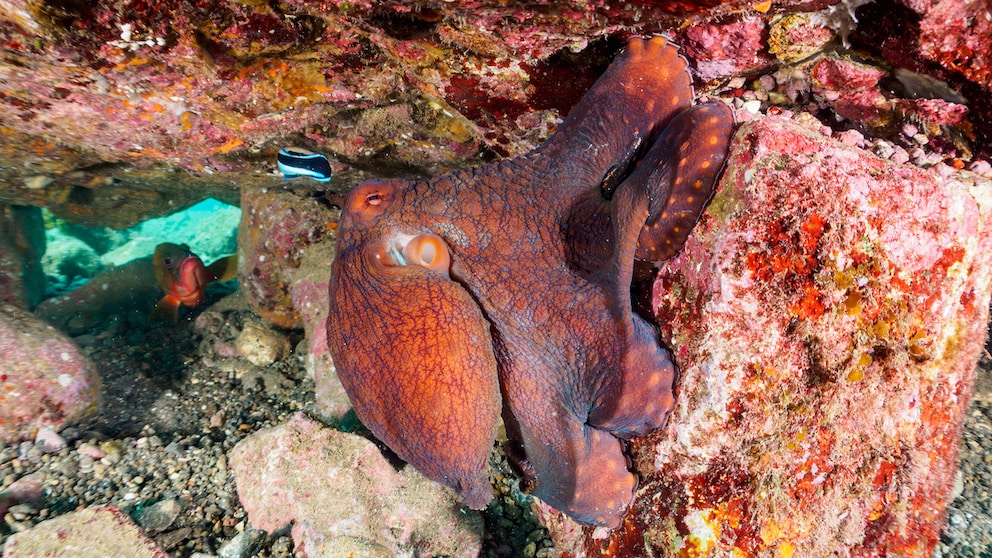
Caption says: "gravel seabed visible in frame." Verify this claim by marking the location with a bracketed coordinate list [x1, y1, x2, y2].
[0, 295, 553, 557]
[937, 345, 992, 558]
[1, 290, 989, 556]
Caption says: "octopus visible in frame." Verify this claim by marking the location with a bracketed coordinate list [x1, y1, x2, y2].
[327, 37, 735, 527]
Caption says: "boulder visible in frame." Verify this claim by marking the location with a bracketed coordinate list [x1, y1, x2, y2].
[678, 16, 774, 82]
[229, 413, 483, 558]
[905, 0, 992, 90]
[0, 302, 101, 443]
[543, 115, 992, 556]
[2, 506, 168, 558]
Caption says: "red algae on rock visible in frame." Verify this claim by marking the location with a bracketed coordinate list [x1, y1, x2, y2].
[543, 115, 992, 556]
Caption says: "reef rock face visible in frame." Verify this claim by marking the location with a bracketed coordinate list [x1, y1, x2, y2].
[4, 0, 990, 230]
[237, 186, 335, 328]
[0, 303, 101, 443]
[288, 237, 351, 422]
[543, 115, 992, 555]
[0, 205, 46, 310]
[901, 0, 992, 90]
[229, 413, 483, 558]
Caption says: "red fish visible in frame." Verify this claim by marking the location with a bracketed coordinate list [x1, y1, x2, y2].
[150, 243, 238, 322]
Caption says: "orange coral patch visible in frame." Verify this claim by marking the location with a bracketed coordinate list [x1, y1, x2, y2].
[211, 137, 244, 154]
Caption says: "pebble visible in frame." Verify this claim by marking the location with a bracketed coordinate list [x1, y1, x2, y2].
[968, 160, 992, 178]
[741, 99, 762, 114]
[218, 528, 266, 558]
[34, 427, 66, 453]
[157, 527, 193, 551]
[836, 129, 864, 147]
[77, 442, 106, 460]
[909, 147, 929, 165]
[931, 162, 956, 177]
[23, 175, 55, 190]
[236, 322, 291, 366]
[8, 503, 36, 521]
[890, 146, 910, 165]
[871, 139, 895, 160]
[758, 74, 776, 91]
[55, 458, 78, 477]
[19, 443, 42, 463]
[137, 497, 182, 532]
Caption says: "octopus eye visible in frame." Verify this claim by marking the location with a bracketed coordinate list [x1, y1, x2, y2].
[348, 181, 394, 222]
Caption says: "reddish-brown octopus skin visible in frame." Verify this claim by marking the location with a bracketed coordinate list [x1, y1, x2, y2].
[326, 36, 735, 527]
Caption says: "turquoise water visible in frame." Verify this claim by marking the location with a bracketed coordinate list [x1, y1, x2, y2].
[43, 198, 241, 295]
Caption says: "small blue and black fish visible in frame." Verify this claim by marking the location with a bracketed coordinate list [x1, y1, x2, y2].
[277, 147, 332, 182]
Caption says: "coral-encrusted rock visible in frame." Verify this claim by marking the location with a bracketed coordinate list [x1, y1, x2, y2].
[544, 116, 992, 555]
[290, 238, 351, 421]
[678, 16, 774, 82]
[911, 0, 992, 89]
[1, 506, 167, 558]
[237, 186, 334, 328]
[810, 56, 890, 125]
[229, 413, 483, 557]
[809, 56, 970, 135]
[0, 303, 101, 443]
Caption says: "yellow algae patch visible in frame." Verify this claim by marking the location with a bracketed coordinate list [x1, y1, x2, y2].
[211, 137, 244, 154]
[248, 61, 329, 110]
[683, 508, 720, 553]
[180, 111, 195, 132]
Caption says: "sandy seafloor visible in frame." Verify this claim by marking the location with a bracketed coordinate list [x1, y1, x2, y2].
[1, 281, 991, 556]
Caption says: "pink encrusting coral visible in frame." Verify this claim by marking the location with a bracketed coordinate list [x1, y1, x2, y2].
[913, 0, 992, 90]
[542, 115, 992, 555]
[678, 16, 773, 82]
